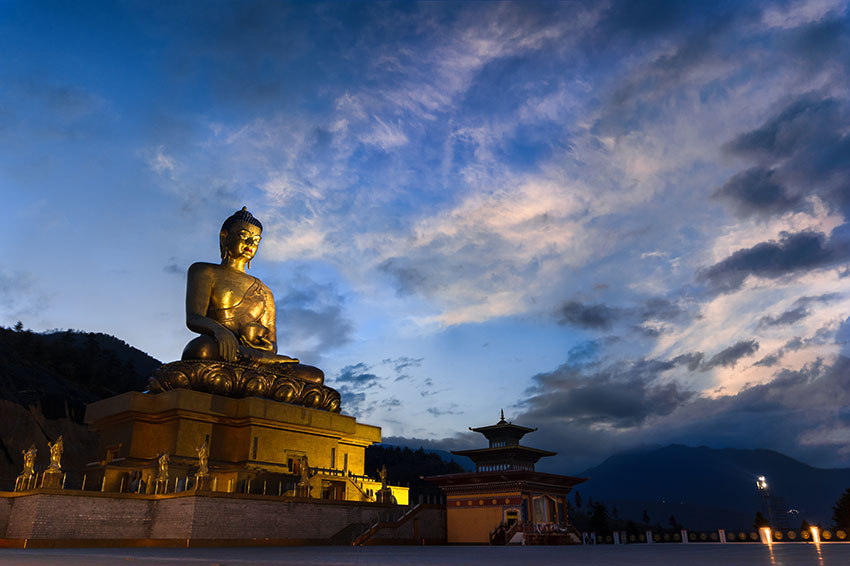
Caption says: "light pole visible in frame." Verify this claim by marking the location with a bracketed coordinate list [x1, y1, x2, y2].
[756, 475, 774, 528]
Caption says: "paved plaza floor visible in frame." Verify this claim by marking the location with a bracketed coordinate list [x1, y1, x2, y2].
[1, 544, 849, 566]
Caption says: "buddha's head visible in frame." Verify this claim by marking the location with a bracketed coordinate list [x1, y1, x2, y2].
[220, 207, 263, 265]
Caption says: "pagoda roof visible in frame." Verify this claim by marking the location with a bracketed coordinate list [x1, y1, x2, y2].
[452, 445, 556, 460]
[469, 411, 537, 435]
[470, 421, 537, 434]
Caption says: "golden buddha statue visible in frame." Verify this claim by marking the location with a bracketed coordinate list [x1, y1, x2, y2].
[149, 207, 340, 412]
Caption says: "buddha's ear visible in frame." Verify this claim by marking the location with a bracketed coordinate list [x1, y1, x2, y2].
[219, 229, 228, 260]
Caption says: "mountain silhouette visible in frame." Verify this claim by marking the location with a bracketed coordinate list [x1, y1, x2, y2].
[574, 444, 850, 530]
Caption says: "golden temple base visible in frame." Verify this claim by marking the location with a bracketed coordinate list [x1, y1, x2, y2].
[83, 388, 393, 503]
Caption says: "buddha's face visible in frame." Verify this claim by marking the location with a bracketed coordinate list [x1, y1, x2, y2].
[221, 221, 262, 262]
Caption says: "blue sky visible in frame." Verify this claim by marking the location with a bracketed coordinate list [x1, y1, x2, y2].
[2, 0, 850, 473]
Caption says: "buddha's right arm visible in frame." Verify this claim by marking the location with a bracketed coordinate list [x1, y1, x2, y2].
[185, 263, 239, 362]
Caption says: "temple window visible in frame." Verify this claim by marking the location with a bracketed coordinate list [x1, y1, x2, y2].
[106, 444, 121, 463]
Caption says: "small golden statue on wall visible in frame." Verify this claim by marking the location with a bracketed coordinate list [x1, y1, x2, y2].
[47, 435, 63, 473]
[375, 464, 395, 504]
[149, 207, 341, 412]
[15, 445, 37, 491]
[196, 441, 209, 477]
[296, 454, 311, 497]
[157, 451, 170, 481]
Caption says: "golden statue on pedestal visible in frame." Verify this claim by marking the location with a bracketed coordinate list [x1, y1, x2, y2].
[47, 436, 63, 473]
[149, 207, 341, 412]
[157, 451, 169, 481]
[195, 441, 209, 478]
[15, 445, 37, 491]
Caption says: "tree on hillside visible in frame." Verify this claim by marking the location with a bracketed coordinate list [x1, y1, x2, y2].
[364, 444, 464, 500]
[668, 514, 682, 531]
[754, 511, 769, 529]
[588, 501, 612, 535]
[574, 490, 582, 509]
[832, 488, 850, 529]
[642, 510, 650, 524]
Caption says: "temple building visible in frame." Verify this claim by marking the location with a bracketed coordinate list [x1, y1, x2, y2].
[427, 411, 585, 544]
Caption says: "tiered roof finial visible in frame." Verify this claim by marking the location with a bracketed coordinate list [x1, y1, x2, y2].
[500, 408, 505, 422]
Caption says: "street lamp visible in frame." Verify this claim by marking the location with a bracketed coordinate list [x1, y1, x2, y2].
[756, 475, 774, 528]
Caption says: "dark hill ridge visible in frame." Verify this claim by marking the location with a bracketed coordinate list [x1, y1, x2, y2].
[0, 326, 159, 418]
[0, 325, 160, 487]
[574, 444, 850, 530]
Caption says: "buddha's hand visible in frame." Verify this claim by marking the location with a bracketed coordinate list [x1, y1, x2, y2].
[213, 328, 240, 362]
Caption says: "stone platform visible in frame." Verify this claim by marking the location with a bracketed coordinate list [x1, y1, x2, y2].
[0, 490, 443, 545]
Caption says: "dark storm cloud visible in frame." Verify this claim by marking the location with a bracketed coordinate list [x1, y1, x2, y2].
[163, 262, 182, 275]
[524, 359, 693, 429]
[758, 306, 809, 328]
[381, 356, 424, 373]
[510, 353, 850, 473]
[378, 259, 430, 297]
[697, 230, 850, 293]
[721, 94, 850, 216]
[653, 357, 850, 467]
[332, 362, 393, 418]
[335, 362, 380, 387]
[755, 322, 838, 367]
[427, 405, 460, 417]
[671, 352, 704, 371]
[703, 340, 759, 369]
[639, 297, 687, 321]
[712, 167, 803, 217]
[558, 301, 623, 330]
[757, 293, 842, 328]
[381, 356, 424, 382]
[558, 297, 688, 331]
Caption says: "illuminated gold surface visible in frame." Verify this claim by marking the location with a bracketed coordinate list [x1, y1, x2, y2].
[82, 388, 405, 502]
[14, 445, 37, 492]
[47, 436, 63, 473]
[156, 451, 169, 481]
[196, 441, 209, 478]
[149, 360, 341, 412]
[177, 207, 332, 399]
[20, 445, 36, 479]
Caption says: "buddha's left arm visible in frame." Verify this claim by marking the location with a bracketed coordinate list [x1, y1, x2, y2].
[262, 284, 278, 354]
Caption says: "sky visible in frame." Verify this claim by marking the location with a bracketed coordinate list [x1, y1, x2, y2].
[1, 0, 850, 474]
